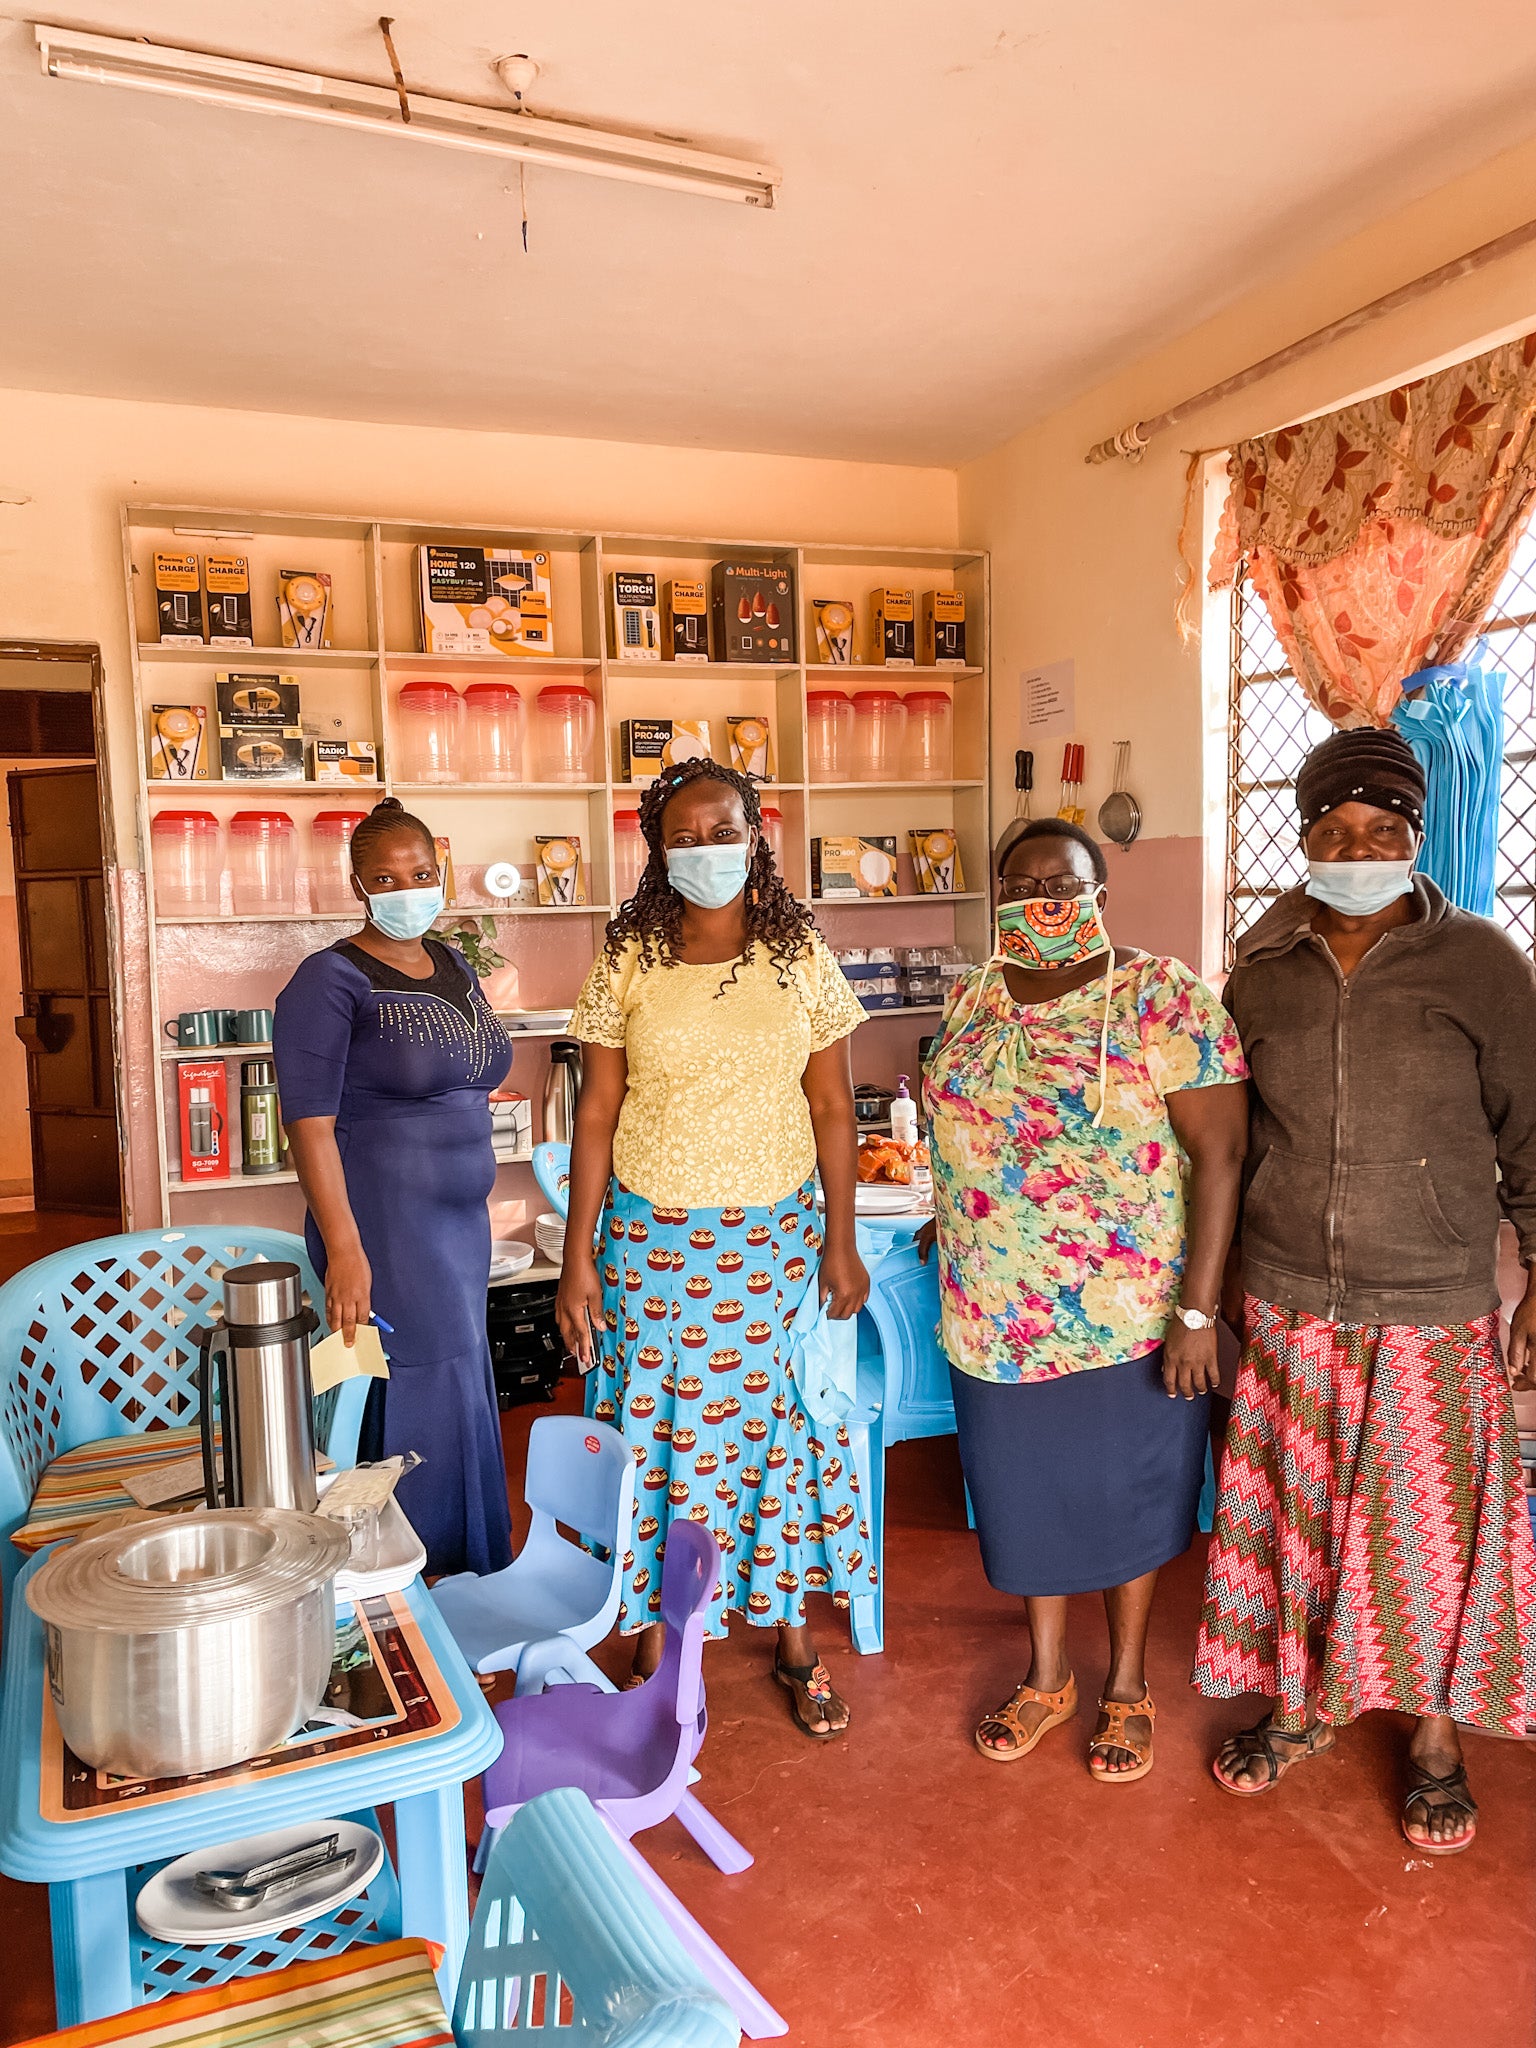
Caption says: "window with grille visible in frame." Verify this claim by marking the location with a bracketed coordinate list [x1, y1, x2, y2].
[1226, 516, 1536, 963]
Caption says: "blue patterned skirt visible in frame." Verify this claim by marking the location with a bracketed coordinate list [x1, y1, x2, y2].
[591, 1177, 873, 1638]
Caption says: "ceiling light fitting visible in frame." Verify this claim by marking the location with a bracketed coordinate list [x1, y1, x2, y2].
[32, 24, 779, 207]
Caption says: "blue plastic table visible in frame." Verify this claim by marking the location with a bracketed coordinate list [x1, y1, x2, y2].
[0, 1554, 501, 2029]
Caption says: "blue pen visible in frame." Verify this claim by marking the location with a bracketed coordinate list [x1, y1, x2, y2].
[370, 1313, 395, 1335]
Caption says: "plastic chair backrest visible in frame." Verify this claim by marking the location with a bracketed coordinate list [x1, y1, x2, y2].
[455, 1786, 738, 2045]
[531, 1142, 571, 1222]
[860, 1243, 955, 1446]
[523, 1414, 633, 1554]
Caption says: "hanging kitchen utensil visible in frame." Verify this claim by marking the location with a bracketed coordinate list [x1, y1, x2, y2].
[1013, 749, 1034, 821]
[1057, 743, 1085, 826]
[1099, 739, 1143, 849]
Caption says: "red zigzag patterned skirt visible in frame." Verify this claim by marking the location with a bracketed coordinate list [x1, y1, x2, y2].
[1192, 1296, 1536, 1734]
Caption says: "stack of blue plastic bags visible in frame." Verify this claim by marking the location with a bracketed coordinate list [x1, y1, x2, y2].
[1390, 658, 1506, 917]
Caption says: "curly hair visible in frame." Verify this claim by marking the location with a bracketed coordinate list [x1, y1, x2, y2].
[604, 756, 814, 992]
[348, 796, 435, 872]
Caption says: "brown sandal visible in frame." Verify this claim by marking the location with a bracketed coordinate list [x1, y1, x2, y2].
[974, 1674, 1078, 1762]
[1401, 1760, 1478, 1855]
[1088, 1693, 1156, 1783]
[1212, 1715, 1335, 1795]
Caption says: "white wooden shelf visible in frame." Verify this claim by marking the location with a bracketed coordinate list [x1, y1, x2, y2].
[147, 782, 386, 798]
[492, 1142, 535, 1165]
[160, 1041, 273, 1060]
[169, 1169, 300, 1192]
[610, 781, 801, 796]
[138, 643, 378, 666]
[156, 910, 356, 925]
[489, 1259, 561, 1289]
[384, 651, 600, 672]
[807, 780, 983, 792]
[607, 661, 798, 680]
[858, 1003, 946, 1017]
[814, 893, 985, 908]
[393, 781, 605, 796]
[806, 665, 983, 680]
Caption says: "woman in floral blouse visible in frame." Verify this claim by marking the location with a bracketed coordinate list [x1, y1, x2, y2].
[919, 820, 1247, 1782]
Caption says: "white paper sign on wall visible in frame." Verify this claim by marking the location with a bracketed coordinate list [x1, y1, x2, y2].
[1021, 659, 1076, 739]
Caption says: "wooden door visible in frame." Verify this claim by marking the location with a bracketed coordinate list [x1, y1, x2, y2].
[8, 765, 120, 1214]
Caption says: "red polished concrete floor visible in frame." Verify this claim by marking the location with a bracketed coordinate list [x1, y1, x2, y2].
[3, 1392, 1533, 2046]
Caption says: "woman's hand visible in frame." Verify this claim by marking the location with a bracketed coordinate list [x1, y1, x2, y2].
[556, 1251, 606, 1371]
[325, 1244, 372, 1349]
[1507, 1267, 1536, 1391]
[819, 1240, 869, 1321]
[1162, 1319, 1221, 1400]
[916, 1219, 937, 1264]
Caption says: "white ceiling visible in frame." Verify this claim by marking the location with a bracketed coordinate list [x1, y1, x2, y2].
[3, 1, 1536, 465]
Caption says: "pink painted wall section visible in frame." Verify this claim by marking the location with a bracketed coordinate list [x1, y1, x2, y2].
[1095, 834, 1205, 971]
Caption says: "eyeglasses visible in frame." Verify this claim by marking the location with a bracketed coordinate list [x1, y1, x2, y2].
[998, 873, 1096, 902]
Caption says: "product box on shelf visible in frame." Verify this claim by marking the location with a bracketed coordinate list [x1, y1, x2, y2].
[154, 552, 204, 644]
[216, 673, 301, 727]
[840, 961, 904, 1010]
[308, 738, 378, 782]
[726, 714, 774, 781]
[176, 1059, 229, 1182]
[664, 579, 710, 661]
[147, 705, 209, 781]
[870, 588, 916, 666]
[204, 555, 254, 646]
[417, 545, 554, 656]
[811, 598, 855, 666]
[811, 834, 899, 898]
[921, 590, 967, 666]
[217, 672, 305, 782]
[490, 1089, 533, 1152]
[536, 835, 586, 905]
[277, 571, 333, 649]
[711, 560, 795, 664]
[435, 835, 457, 906]
[619, 719, 715, 783]
[908, 827, 965, 893]
[610, 571, 661, 660]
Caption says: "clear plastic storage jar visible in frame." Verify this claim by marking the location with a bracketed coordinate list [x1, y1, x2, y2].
[806, 690, 854, 783]
[311, 809, 370, 916]
[229, 810, 297, 915]
[613, 809, 646, 903]
[151, 810, 221, 914]
[534, 685, 597, 783]
[760, 805, 785, 870]
[851, 689, 907, 781]
[903, 690, 954, 781]
[464, 680, 524, 784]
[395, 679, 464, 784]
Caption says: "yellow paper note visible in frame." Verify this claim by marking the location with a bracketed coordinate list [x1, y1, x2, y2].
[309, 1323, 390, 1395]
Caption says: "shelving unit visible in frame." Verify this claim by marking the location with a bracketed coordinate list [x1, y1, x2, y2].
[124, 504, 989, 1233]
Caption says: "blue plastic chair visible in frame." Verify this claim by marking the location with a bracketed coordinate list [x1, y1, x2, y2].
[859, 1242, 955, 1447]
[432, 1416, 636, 1679]
[0, 1226, 367, 1633]
[455, 1786, 739, 2045]
[532, 1142, 571, 1222]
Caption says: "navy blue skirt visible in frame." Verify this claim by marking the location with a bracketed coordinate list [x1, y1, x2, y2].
[950, 1350, 1206, 1597]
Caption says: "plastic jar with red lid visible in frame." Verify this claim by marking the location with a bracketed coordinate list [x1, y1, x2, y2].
[229, 810, 297, 915]
[535, 685, 597, 783]
[311, 810, 370, 916]
[151, 810, 221, 914]
[464, 680, 524, 784]
[395, 679, 464, 784]
[807, 689, 854, 783]
[903, 690, 954, 781]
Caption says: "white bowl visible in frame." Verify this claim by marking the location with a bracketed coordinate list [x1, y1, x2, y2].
[534, 1211, 567, 1263]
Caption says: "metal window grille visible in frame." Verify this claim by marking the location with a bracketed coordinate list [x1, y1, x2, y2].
[1226, 517, 1536, 963]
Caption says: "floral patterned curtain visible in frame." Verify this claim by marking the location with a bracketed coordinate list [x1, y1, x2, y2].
[1208, 331, 1536, 728]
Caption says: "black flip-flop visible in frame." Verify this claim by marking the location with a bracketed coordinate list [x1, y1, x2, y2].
[1402, 1759, 1478, 1855]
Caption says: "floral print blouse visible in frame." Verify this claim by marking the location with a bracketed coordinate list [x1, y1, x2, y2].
[924, 952, 1246, 1383]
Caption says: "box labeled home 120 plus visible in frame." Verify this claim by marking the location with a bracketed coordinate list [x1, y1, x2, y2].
[417, 545, 554, 656]
[710, 560, 796, 663]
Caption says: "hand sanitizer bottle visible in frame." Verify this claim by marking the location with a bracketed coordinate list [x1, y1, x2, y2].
[891, 1074, 918, 1147]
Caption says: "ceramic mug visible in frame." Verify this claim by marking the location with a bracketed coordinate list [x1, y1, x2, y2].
[230, 1008, 274, 1045]
[165, 1010, 226, 1047]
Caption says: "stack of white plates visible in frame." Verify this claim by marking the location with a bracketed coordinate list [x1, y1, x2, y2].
[489, 1238, 536, 1283]
[534, 1210, 566, 1264]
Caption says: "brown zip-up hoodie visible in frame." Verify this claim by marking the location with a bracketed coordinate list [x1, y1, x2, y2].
[1224, 877, 1536, 1327]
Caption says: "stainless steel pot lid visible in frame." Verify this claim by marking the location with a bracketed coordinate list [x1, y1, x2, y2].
[26, 1509, 350, 1633]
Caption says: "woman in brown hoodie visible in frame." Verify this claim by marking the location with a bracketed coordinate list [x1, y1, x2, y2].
[1193, 727, 1536, 1854]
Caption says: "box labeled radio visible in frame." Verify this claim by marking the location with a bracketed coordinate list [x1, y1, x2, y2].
[711, 560, 796, 663]
[611, 571, 661, 660]
[811, 834, 899, 898]
[147, 705, 209, 781]
[417, 545, 553, 656]
[620, 719, 715, 783]
[176, 1059, 229, 1182]
[308, 738, 378, 782]
[664, 579, 710, 661]
[155, 552, 203, 644]
[870, 588, 916, 666]
[922, 590, 967, 666]
[204, 555, 253, 646]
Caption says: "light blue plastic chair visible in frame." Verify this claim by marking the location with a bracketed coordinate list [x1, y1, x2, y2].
[432, 1416, 636, 1679]
[0, 1226, 368, 1634]
[532, 1142, 571, 1222]
[455, 1786, 739, 2045]
[859, 1242, 955, 1447]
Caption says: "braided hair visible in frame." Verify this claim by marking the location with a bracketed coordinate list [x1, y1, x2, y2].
[348, 796, 435, 873]
[605, 756, 814, 991]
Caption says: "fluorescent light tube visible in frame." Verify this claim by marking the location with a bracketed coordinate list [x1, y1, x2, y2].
[32, 24, 779, 207]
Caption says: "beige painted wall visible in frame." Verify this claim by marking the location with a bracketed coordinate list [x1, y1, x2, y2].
[960, 128, 1536, 973]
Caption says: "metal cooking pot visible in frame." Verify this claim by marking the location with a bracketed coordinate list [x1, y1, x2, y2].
[25, 1508, 350, 1780]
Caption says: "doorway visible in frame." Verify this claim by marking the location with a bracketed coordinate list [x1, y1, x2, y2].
[0, 646, 122, 1277]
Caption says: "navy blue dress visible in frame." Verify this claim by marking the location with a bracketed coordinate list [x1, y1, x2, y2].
[273, 938, 514, 1577]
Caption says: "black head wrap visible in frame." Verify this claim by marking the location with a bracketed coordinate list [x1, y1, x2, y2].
[1295, 727, 1425, 836]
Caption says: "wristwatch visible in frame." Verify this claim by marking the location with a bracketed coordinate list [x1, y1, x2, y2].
[1173, 1305, 1217, 1331]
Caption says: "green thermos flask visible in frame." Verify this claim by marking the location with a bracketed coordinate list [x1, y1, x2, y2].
[240, 1057, 282, 1174]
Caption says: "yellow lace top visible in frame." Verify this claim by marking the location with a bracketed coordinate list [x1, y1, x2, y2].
[569, 933, 864, 1207]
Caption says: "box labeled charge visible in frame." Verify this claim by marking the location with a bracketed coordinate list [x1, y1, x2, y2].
[870, 588, 916, 666]
[922, 590, 967, 666]
[205, 555, 253, 646]
[619, 719, 715, 784]
[155, 552, 203, 644]
[711, 560, 796, 664]
[417, 544, 554, 656]
[665, 579, 709, 662]
[611, 571, 661, 660]
[147, 705, 208, 781]
[811, 834, 899, 898]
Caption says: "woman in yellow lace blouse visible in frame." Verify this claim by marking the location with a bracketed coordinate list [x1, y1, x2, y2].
[558, 757, 869, 1738]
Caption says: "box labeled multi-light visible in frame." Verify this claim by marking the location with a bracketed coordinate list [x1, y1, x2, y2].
[665, 580, 710, 661]
[922, 590, 967, 666]
[611, 572, 661, 661]
[711, 561, 795, 663]
[417, 545, 554, 656]
[620, 719, 714, 784]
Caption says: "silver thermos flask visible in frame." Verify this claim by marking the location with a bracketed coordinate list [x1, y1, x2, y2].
[541, 1038, 584, 1146]
[195, 1261, 321, 1512]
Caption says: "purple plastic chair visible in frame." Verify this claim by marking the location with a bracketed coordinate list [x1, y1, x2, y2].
[480, 1518, 786, 2040]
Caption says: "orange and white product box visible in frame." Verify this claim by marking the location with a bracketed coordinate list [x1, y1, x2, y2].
[870, 588, 916, 666]
[665, 579, 710, 661]
[921, 590, 967, 666]
[417, 544, 554, 656]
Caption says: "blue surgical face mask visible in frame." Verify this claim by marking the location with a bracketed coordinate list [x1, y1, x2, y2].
[363, 882, 445, 939]
[1305, 858, 1414, 916]
[666, 843, 752, 911]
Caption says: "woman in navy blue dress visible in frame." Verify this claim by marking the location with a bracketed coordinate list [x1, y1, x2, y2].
[274, 797, 514, 1576]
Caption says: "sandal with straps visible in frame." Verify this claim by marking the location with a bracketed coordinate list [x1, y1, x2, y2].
[1402, 1759, 1478, 1856]
[1212, 1714, 1335, 1796]
[1088, 1693, 1157, 1784]
[774, 1655, 848, 1740]
[974, 1674, 1078, 1762]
